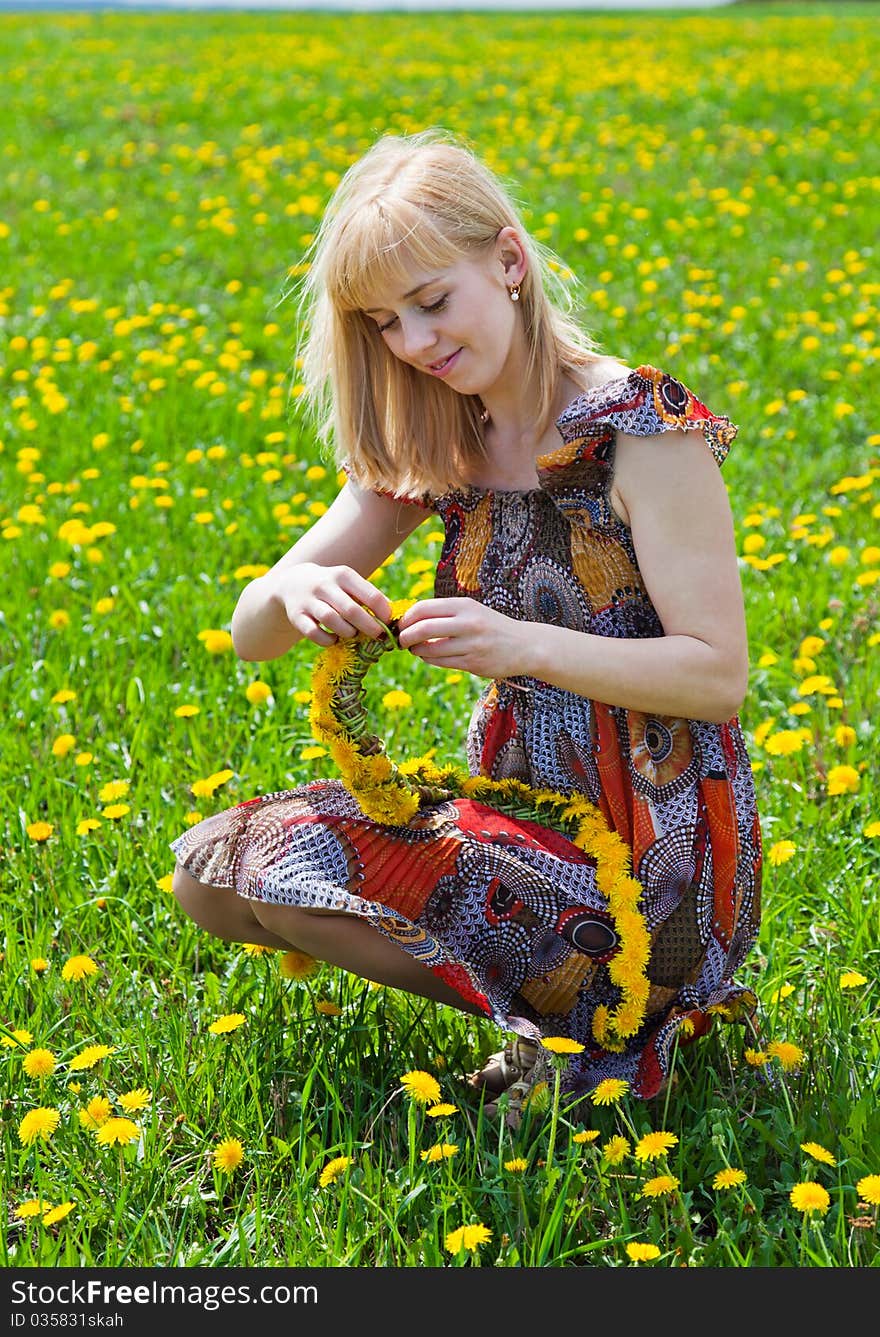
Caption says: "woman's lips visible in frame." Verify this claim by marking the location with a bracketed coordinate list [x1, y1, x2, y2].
[426, 348, 462, 377]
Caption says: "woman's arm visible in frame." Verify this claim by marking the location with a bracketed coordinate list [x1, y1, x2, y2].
[397, 428, 750, 724]
[231, 482, 428, 662]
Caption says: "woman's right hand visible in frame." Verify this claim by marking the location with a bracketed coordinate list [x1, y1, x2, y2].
[267, 562, 394, 648]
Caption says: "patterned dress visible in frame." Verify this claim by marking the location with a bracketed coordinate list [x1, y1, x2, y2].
[170, 364, 763, 1099]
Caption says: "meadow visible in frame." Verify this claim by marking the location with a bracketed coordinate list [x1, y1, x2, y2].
[1, 1, 878, 1269]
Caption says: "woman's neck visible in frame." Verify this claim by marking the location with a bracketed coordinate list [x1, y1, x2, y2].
[479, 371, 587, 462]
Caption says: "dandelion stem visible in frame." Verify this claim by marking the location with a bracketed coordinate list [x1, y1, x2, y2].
[544, 1061, 563, 1177]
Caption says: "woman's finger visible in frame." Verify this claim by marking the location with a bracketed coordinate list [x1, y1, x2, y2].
[290, 611, 337, 647]
[398, 617, 461, 649]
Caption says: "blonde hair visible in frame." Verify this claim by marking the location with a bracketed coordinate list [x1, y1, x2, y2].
[292, 128, 611, 498]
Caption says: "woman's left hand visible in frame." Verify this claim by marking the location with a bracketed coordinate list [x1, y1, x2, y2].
[396, 597, 530, 680]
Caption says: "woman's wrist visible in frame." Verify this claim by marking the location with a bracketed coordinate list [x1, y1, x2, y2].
[231, 574, 302, 662]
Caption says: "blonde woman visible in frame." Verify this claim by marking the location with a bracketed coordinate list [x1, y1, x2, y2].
[171, 128, 762, 1110]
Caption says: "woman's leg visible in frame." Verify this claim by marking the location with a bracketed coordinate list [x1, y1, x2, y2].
[172, 863, 485, 1016]
[172, 863, 290, 948]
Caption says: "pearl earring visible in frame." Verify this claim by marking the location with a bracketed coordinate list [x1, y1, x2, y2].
[508, 283, 521, 302]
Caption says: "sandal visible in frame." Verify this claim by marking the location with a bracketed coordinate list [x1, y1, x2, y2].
[467, 1036, 541, 1110]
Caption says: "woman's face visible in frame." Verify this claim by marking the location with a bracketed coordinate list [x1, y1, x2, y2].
[361, 232, 526, 399]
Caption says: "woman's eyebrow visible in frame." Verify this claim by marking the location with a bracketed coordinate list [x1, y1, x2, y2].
[364, 279, 440, 313]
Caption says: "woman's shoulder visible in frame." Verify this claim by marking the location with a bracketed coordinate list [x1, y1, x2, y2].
[579, 358, 636, 392]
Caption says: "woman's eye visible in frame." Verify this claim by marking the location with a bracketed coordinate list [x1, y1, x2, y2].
[377, 296, 447, 335]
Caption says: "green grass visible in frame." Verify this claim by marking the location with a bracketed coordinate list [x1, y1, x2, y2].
[1, 2, 878, 1267]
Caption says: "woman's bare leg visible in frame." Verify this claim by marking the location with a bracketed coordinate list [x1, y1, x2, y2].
[172, 863, 485, 1016]
[172, 863, 290, 948]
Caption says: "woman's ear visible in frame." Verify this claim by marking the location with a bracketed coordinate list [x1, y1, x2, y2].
[495, 226, 528, 287]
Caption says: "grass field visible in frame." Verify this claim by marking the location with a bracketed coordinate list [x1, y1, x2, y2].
[1, 1, 878, 1268]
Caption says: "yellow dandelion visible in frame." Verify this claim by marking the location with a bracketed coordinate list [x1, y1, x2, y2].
[826, 765, 859, 795]
[97, 779, 130, 803]
[864, 821, 880, 839]
[241, 943, 276, 958]
[767, 840, 797, 867]
[540, 1036, 586, 1055]
[69, 1044, 114, 1071]
[640, 1174, 679, 1199]
[713, 1167, 747, 1190]
[766, 1040, 804, 1071]
[840, 971, 868, 989]
[212, 1138, 244, 1173]
[41, 1202, 76, 1226]
[245, 681, 272, 706]
[381, 689, 412, 710]
[15, 1200, 53, 1219]
[78, 1096, 112, 1130]
[18, 1107, 61, 1145]
[198, 628, 233, 654]
[174, 704, 200, 717]
[101, 804, 130, 821]
[590, 1078, 629, 1106]
[30, 958, 49, 974]
[95, 1117, 140, 1147]
[314, 1000, 343, 1016]
[504, 1157, 528, 1173]
[278, 948, 318, 980]
[634, 1130, 679, 1162]
[801, 1141, 836, 1166]
[400, 1070, 441, 1105]
[525, 1080, 550, 1113]
[744, 1048, 769, 1066]
[572, 1130, 601, 1144]
[445, 1223, 492, 1253]
[118, 1088, 151, 1113]
[26, 820, 54, 842]
[602, 1136, 631, 1165]
[626, 1242, 661, 1262]
[207, 1012, 246, 1035]
[2, 1028, 33, 1049]
[22, 1048, 57, 1079]
[764, 730, 805, 756]
[789, 1181, 830, 1215]
[318, 1155, 352, 1188]
[61, 955, 99, 982]
[855, 1175, 880, 1206]
[426, 1103, 458, 1118]
[420, 1142, 459, 1163]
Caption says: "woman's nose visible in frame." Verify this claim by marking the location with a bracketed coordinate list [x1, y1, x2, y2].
[401, 318, 435, 359]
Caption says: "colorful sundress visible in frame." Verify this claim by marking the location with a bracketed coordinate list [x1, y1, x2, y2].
[169, 364, 762, 1099]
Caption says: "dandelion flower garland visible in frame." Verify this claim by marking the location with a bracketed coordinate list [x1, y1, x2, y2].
[309, 608, 651, 1048]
